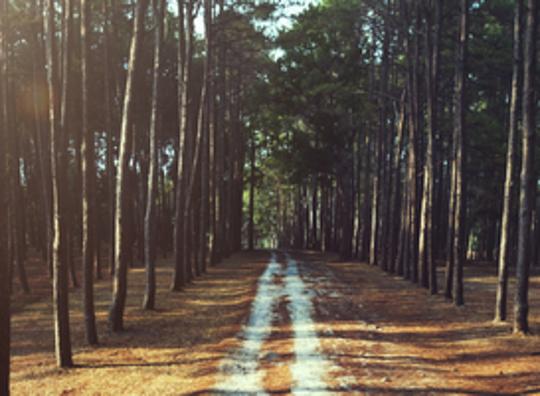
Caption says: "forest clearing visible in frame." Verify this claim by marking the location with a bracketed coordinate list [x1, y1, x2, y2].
[3, 0, 540, 394]
[9, 250, 540, 395]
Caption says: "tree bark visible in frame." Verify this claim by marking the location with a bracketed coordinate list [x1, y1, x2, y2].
[109, 0, 149, 332]
[248, 130, 256, 250]
[389, 90, 406, 273]
[452, 0, 469, 307]
[143, 0, 165, 310]
[60, 0, 79, 290]
[513, 0, 537, 335]
[495, 0, 522, 323]
[31, 0, 53, 279]
[199, 0, 213, 272]
[172, 0, 187, 291]
[81, 0, 98, 344]
[44, 0, 74, 366]
[103, 0, 116, 276]
[0, 0, 11, 389]
[419, 0, 440, 294]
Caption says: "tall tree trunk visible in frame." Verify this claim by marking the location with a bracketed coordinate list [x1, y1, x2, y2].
[445, 138, 456, 299]
[409, 3, 420, 285]
[214, 0, 227, 262]
[369, 125, 379, 266]
[248, 130, 256, 250]
[172, 0, 187, 290]
[359, 131, 371, 260]
[109, 0, 149, 332]
[8, 68, 30, 295]
[31, 0, 53, 279]
[206, 0, 216, 266]
[495, 0, 522, 323]
[81, 0, 98, 344]
[377, 1, 392, 271]
[44, 0, 73, 367]
[199, 0, 213, 272]
[182, 0, 204, 281]
[389, 90, 406, 273]
[430, 0, 442, 294]
[0, 0, 11, 390]
[60, 0, 79, 290]
[103, 0, 116, 276]
[143, 0, 164, 310]
[419, 0, 440, 294]
[452, 0, 469, 307]
[514, 0, 537, 335]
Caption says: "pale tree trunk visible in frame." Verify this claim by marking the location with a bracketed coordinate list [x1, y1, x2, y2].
[514, 0, 537, 335]
[44, 0, 73, 367]
[495, 0, 522, 323]
[143, 0, 165, 310]
[452, 0, 469, 307]
[81, 0, 98, 344]
[109, 0, 149, 332]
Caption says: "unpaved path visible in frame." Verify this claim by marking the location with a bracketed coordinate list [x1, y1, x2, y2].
[10, 250, 540, 395]
[215, 251, 540, 396]
[215, 252, 356, 395]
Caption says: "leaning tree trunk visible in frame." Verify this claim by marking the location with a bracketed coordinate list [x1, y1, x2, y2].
[514, 0, 537, 335]
[109, 0, 149, 332]
[81, 0, 98, 345]
[495, 0, 522, 323]
[44, 0, 73, 367]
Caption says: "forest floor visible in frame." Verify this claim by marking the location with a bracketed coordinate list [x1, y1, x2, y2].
[9, 250, 540, 395]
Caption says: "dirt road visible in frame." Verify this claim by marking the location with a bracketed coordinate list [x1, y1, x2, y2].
[10, 250, 540, 395]
[214, 251, 540, 395]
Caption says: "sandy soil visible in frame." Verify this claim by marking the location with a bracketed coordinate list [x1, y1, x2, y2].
[9, 250, 540, 395]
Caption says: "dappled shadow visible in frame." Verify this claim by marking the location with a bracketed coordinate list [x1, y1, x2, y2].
[11, 250, 273, 395]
